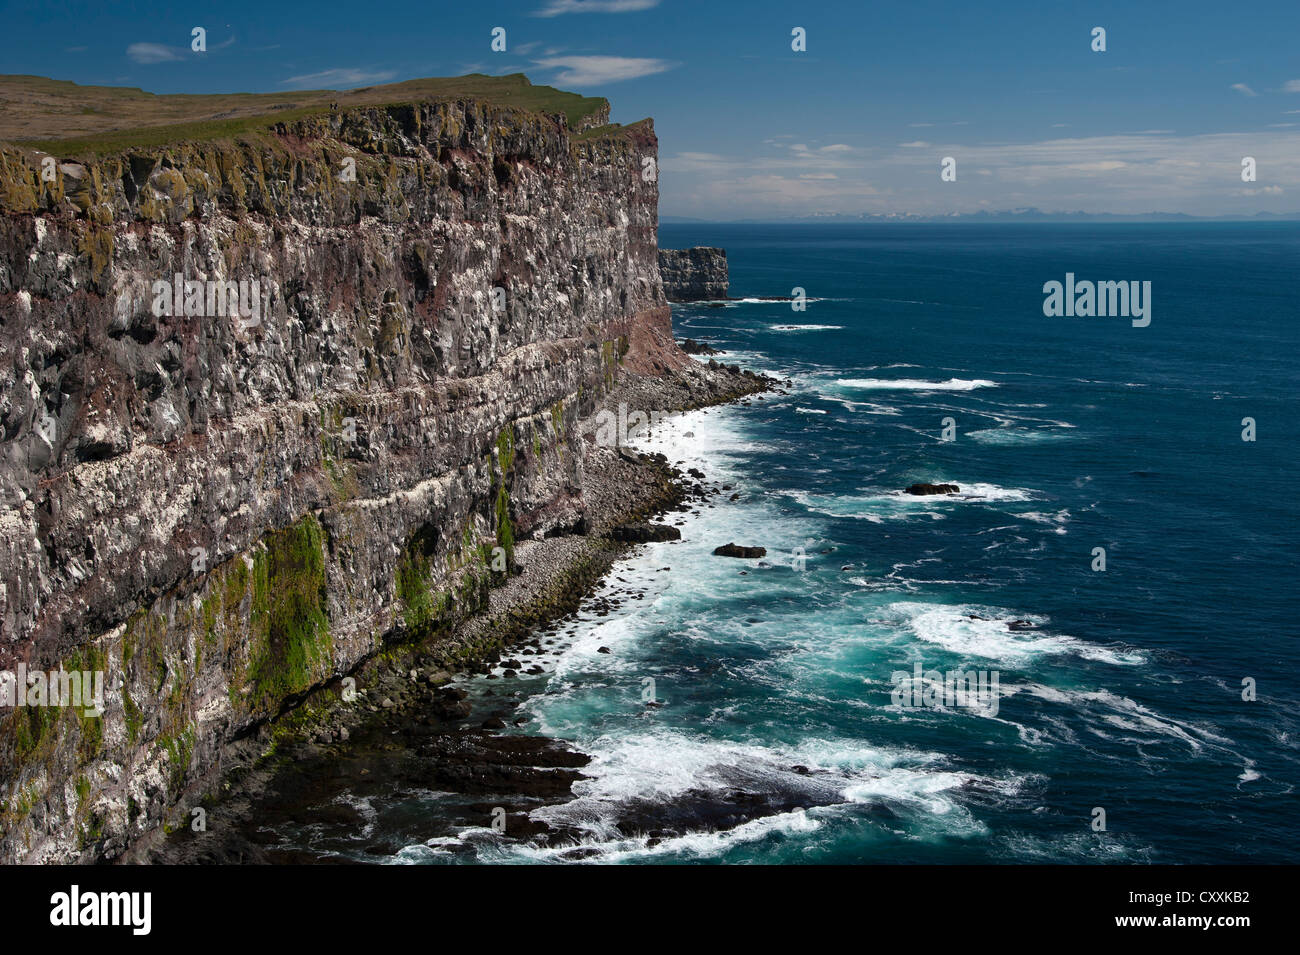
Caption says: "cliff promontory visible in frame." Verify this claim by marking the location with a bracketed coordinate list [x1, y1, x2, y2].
[0, 74, 698, 861]
[658, 247, 728, 301]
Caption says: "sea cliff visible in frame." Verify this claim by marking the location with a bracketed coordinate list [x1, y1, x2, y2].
[658, 247, 728, 301]
[0, 76, 751, 861]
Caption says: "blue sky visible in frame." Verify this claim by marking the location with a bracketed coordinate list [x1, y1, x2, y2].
[3, 0, 1298, 218]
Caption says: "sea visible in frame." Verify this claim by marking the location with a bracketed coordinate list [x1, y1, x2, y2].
[254, 222, 1300, 864]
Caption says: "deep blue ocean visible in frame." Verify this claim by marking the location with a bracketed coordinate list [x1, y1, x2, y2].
[267, 222, 1298, 864]
[476, 222, 1298, 863]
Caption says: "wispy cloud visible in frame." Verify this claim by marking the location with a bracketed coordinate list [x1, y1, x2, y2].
[127, 34, 233, 63]
[280, 68, 397, 89]
[532, 55, 673, 85]
[1231, 83, 1258, 96]
[662, 129, 1300, 219]
[535, 0, 659, 16]
[126, 42, 186, 64]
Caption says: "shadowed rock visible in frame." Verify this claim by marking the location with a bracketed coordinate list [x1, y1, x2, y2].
[713, 542, 766, 558]
[611, 522, 682, 543]
[905, 482, 960, 495]
[659, 248, 728, 301]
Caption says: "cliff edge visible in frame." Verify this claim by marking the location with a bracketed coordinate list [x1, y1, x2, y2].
[0, 74, 690, 861]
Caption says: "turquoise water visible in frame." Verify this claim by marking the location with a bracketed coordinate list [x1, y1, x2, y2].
[359, 222, 1296, 864]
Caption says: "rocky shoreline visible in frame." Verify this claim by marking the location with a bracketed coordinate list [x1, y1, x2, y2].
[132, 358, 770, 863]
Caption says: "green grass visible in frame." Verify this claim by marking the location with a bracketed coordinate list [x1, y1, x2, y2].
[1, 72, 612, 156]
[243, 515, 333, 714]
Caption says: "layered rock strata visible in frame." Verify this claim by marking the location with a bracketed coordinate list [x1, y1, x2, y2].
[0, 91, 683, 861]
[658, 247, 728, 301]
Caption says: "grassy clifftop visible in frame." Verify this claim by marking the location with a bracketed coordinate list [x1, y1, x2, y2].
[0, 72, 611, 155]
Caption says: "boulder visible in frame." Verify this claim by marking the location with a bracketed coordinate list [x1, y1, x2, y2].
[905, 483, 960, 495]
[611, 522, 682, 543]
[678, 338, 722, 355]
[713, 542, 767, 559]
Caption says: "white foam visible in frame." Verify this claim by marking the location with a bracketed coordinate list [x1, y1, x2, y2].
[506, 731, 1005, 860]
[730, 296, 827, 304]
[1023, 684, 1231, 752]
[886, 602, 1146, 666]
[785, 483, 1038, 523]
[836, 378, 998, 392]
[771, 324, 843, 331]
[968, 428, 1076, 446]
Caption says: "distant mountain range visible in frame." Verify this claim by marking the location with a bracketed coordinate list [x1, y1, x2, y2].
[661, 208, 1300, 224]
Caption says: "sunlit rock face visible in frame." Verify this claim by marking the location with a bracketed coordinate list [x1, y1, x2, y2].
[0, 98, 681, 861]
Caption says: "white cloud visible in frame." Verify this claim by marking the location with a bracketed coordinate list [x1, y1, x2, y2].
[126, 43, 185, 64]
[280, 68, 397, 89]
[532, 55, 674, 85]
[898, 141, 930, 148]
[661, 128, 1300, 220]
[1284, 79, 1300, 92]
[673, 173, 880, 209]
[1231, 83, 1258, 96]
[535, 0, 659, 16]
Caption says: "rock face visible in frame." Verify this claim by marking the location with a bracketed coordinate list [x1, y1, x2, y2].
[905, 483, 960, 495]
[658, 247, 728, 301]
[678, 338, 721, 355]
[713, 543, 766, 559]
[0, 91, 682, 861]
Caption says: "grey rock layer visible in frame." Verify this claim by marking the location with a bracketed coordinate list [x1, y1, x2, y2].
[658, 247, 727, 301]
